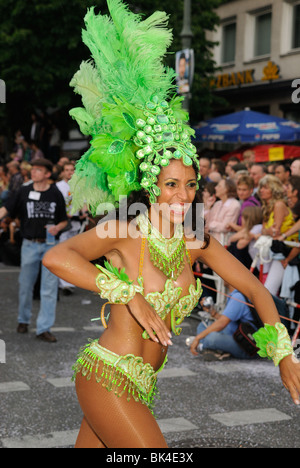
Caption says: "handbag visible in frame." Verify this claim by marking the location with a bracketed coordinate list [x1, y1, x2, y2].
[233, 322, 259, 357]
[271, 240, 300, 266]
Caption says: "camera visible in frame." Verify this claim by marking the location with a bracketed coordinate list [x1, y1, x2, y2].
[202, 296, 214, 310]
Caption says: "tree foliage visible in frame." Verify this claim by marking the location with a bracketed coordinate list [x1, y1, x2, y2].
[132, 0, 223, 121]
[0, 0, 222, 134]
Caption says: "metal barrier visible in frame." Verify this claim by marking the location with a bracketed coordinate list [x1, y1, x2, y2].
[199, 232, 233, 311]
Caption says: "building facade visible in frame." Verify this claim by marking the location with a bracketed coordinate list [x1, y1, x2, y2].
[206, 0, 300, 121]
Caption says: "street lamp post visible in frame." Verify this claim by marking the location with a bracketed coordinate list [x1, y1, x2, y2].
[180, 0, 193, 49]
[180, 0, 193, 112]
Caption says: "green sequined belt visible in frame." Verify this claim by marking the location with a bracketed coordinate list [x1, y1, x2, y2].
[72, 340, 167, 411]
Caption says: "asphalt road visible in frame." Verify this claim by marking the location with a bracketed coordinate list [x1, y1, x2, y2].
[0, 264, 299, 449]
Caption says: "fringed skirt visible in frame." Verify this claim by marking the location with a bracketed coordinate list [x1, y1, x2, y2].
[72, 340, 167, 412]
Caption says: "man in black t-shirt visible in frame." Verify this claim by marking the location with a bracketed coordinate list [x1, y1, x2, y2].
[0, 158, 68, 342]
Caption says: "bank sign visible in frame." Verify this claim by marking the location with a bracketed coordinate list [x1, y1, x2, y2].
[210, 61, 280, 89]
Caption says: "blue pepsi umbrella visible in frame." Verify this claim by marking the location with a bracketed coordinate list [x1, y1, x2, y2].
[194, 109, 300, 143]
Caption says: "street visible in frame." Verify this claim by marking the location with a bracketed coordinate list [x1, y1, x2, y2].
[0, 265, 299, 449]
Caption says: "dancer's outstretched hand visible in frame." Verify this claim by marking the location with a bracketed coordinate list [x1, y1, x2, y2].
[279, 354, 300, 405]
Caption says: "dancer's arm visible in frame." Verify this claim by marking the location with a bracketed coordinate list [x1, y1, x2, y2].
[43, 223, 172, 347]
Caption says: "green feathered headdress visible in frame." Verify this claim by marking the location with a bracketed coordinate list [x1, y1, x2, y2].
[69, 0, 199, 216]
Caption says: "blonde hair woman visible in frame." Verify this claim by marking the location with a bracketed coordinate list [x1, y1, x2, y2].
[259, 175, 297, 240]
[258, 175, 297, 295]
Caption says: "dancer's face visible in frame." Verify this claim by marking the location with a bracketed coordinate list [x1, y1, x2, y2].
[152, 158, 197, 229]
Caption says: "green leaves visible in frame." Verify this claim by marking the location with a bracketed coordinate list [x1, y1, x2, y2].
[0, 0, 223, 132]
[0, 0, 97, 105]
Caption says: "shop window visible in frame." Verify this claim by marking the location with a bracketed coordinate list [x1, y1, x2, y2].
[292, 3, 300, 49]
[254, 12, 272, 56]
[221, 22, 236, 63]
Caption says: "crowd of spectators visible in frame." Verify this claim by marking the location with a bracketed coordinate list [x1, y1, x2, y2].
[0, 112, 92, 342]
[0, 153, 78, 267]
[0, 111, 85, 269]
[198, 153, 300, 339]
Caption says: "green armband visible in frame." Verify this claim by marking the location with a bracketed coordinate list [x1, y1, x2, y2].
[93, 261, 143, 329]
[253, 322, 294, 366]
[95, 261, 143, 304]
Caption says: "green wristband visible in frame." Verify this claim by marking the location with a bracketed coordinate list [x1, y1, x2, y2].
[253, 322, 294, 366]
[95, 263, 143, 304]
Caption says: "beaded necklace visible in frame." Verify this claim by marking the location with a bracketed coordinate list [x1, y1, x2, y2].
[136, 212, 186, 280]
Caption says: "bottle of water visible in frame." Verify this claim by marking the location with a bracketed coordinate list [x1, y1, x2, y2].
[45, 224, 56, 245]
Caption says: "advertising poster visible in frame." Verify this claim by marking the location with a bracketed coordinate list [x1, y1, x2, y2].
[175, 48, 194, 95]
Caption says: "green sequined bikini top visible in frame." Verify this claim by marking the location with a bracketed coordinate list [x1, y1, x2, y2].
[142, 273, 203, 337]
[136, 215, 203, 337]
[96, 215, 202, 337]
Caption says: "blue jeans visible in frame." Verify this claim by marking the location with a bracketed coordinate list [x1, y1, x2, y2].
[18, 239, 58, 335]
[196, 322, 253, 360]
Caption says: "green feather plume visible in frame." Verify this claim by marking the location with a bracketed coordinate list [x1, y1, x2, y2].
[69, 0, 177, 216]
[103, 260, 133, 284]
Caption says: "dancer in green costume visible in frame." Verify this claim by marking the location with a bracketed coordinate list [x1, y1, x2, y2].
[44, 0, 300, 448]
